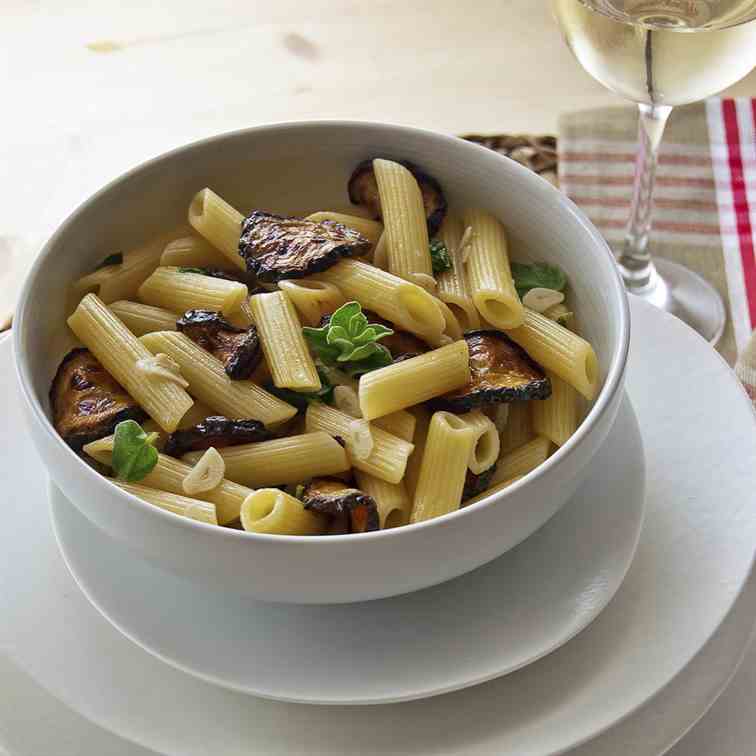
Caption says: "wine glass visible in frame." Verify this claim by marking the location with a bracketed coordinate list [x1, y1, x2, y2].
[552, 0, 756, 344]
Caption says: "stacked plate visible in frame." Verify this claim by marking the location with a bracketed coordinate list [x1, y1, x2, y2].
[2, 296, 756, 755]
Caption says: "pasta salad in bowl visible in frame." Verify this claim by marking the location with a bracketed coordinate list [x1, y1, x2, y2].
[15, 122, 628, 603]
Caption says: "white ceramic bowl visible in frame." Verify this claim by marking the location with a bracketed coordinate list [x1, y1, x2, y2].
[15, 121, 629, 604]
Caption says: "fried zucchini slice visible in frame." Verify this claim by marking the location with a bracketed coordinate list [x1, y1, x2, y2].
[462, 463, 498, 503]
[163, 416, 271, 457]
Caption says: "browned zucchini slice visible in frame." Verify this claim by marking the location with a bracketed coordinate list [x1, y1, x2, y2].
[238, 210, 371, 283]
[176, 309, 261, 379]
[50, 348, 147, 451]
[302, 477, 380, 533]
[462, 463, 497, 503]
[163, 416, 271, 458]
[430, 330, 551, 412]
[347, 159, 448, 236]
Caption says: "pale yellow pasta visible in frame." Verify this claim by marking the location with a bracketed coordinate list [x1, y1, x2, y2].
[277, 279, 346, 326]
[403, 405, 431, 499]
[410, 412, 475, 524]
[248, 291, 320, 391]
[500, 400, 534, 454]
[305, 403, 414, 484]
[434, 297, 464, 342]
[108, 300, 178, 336]
[83, 440, 253, 525]
[140, 331, 296, 427]
[372, 232, 389, 270]
[506, 309, 599, 400]
[116, 482, 218, 525]
[188, 188, 246, 270]
[458, 411, 500, 474]
[68, 294, 193, 432]
[373, 159, 432, 281]
[373, 409, 416, 442]
[436, 213, 480, 331]
[464, 208, 524, 330]
[491, 436, 551, 485]
[241, 489, 325, 535]
[305, 211, 383, 244]
[138, 266, 248, 316]
[74, 229, 185, 304]
[183, 432, 349, 488]
[354, 471, 412, 529]
[311, 260, 444, 344]
[358, 340, 470, 420]
[160, 235, 231, 269]
[225, 298, 256, 329]
[532, 372, 579, 447]
[465, 476, 522, 507]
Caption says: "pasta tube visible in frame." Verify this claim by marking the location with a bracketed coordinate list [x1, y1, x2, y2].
[188, 188, 246, 270]
[403, 405, 431, 499]
[500, 400, 534, 454]
[277, 279, 346, 327]
[305, 211, 383, 244]
[436, 213, 480, 331]
[138, 266, 248, 316]
[458, 411, 500, 474]
[491, 436, 551, 485]
[241, 489, 326, 535]
[116, 482, 217, 525]
[373, 409, 416, 442]
[464, 208, 524, 330]
[506, 309, 599, 400]
[160, 235, 232, 269]
[248, 291, 321, 391]
[465, 476, 522, 507]
[68, 294, 193, 432]
[358, 340, 470, 420]
[140, 331, 296, 427]
[354, 471, 412, 529]
[532, 371, 580, 447]
[410, 412, 475, 524]
[108, 300, 177, 336]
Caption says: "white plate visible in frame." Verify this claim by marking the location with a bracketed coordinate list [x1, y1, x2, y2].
[50, 393, 644, 704]
[2, 297, 756, 755]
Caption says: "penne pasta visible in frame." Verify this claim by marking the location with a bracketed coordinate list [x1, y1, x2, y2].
[373, 159, 433, 281]
[464, 208, 524, 330]
[532, 371, 580, 447]
[490, 436, 552, 485]
[354, 471, 412, 529]
[108, 300, 178, 336]
[160, 235, 232, 269]
[140, 331, 296, 427]
[68, 294, 193, 432]
[278, 279, 346, 326]
[311, 259, 445, 344]
[372, 231, 389, 270]
[410, 412, 476, 524]
[305, 211, 383, 244]
[434, 297, 464, 342]
[436, 213, 481, 331]
[188, 188, 246, 270]
[373, 409, 416, 442]
[500, 400, 534, 454]
[403, 405, 431, 500]
[358, 340, 470, 420]
[116, 482, 218, 525]
[506, 309, 599, 400]
[241, 489, 326, 535]
[138, 266, 248, 316]
[305, 403, 414, 484]
[465, 476, 522, 507]
[458, 410, 500, 474]
[183, 431, 349, 488]
[248, 291, 321, 391]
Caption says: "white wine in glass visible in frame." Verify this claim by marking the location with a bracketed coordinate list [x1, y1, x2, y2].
[552, 0, 756, 343]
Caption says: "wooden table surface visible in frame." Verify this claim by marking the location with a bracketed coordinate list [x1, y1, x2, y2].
[3, 0, 756, 329]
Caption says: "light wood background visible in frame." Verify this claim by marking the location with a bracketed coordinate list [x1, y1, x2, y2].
[3, 0, 756, 327]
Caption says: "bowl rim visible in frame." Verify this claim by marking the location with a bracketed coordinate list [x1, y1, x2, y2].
[14, 118, 630, 544]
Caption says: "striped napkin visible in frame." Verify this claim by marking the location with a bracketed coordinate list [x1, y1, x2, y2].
[559, 98, 756, 405]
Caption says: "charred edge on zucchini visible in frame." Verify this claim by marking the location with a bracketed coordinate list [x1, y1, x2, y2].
[429, 330, 551, 412]
[302, 477, 380, 533]
[163, 416, 271, 458]
[176, 309, 261, 379]
[50, 348, 147, 451]
[347, 159, 448, 236]
[462, 463, 498, 503]
[318, 310, 428, 360]
[238, 210, 371, 283]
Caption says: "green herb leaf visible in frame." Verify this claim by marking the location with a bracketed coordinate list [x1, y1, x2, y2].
[178, 266, 207, 275]
[265, 368, 334, 412]
[95, 252, 123, 271]
[429, 240, 452, 274]
[511, 262, 567, 299]
[111, 420, 159, 482]
[303, 301, 394, 372]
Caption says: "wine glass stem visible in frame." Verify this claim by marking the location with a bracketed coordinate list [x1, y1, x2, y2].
[618, 102, 673, 292]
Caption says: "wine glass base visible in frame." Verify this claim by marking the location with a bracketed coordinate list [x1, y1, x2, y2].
[629, 258, 726, 346]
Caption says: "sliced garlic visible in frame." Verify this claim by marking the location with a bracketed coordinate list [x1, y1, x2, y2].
[410, 272, 438, 292]
[522, 287, 565, 313]
[348, 419, 374, 461]
[457, 225, 474, 265]
[333, 385, 363, 418]
[182, 447, 225, 495]
[135, 353, 189, 388]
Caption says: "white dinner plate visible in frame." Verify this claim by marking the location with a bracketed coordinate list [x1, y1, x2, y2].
[2, 297, 756, 755]
[50, 393, 644, 704]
